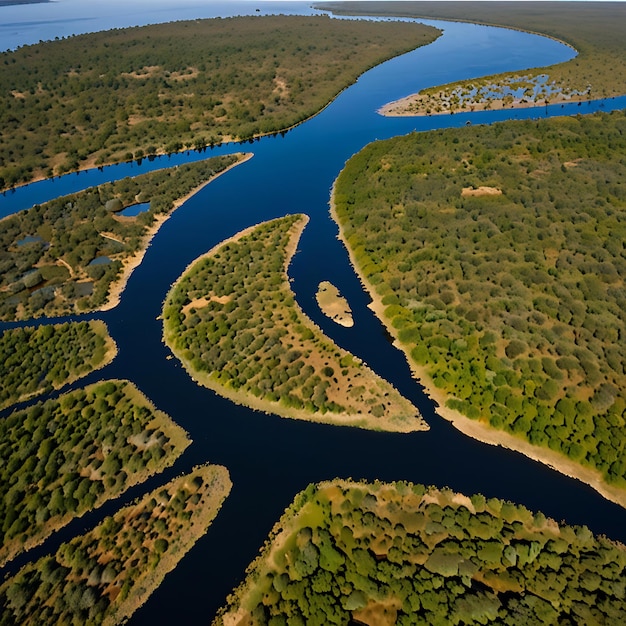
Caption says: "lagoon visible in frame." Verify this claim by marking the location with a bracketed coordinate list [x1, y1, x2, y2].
[1, 3, 626, 624]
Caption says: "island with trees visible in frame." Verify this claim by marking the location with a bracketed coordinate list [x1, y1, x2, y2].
[0, 154, 247, 320]
[0, 320, 115, 410]
[0, 15, 440, 190]
[0, 464, 231, 626]
[0, 379, 190, 566]
[215, 479, 626, 625]
[163, 214, 425, 432]
[332, 109, 626, 505]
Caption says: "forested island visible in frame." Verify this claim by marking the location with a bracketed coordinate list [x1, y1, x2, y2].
[163, 214, 424, 432]
[0, 154, 246, 320]
[1, 464, 231, 626]
[0, 320, 115, 409]
[0, 16, 439, 190]
[332, 110, 626, 505]
[0, 380, 190, 566]
[215, 479, 626, 625]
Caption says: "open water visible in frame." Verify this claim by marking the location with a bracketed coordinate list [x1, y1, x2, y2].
[2, 2, 626, 623]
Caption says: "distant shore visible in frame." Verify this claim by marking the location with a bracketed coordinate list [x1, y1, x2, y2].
[329, 185, 626, 509]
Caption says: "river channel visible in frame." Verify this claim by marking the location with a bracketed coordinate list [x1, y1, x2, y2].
[2, 3, 626, 624]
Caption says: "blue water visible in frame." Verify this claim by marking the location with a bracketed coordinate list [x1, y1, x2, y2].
[118, 202, 150, 217]
[1, 6, 626, 625]
[88, 255, 111, 266]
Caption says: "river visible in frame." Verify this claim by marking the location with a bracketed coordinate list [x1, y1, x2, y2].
[1, 2, 626, 624]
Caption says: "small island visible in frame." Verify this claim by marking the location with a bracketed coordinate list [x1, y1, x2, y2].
[1, 464, 231, 626]
[0, 320, 116, 410]
[215, 479, 626, 625]
[316, 280, 354, 327]
[0, 379, 190, 567]
[163, 214, 425, 432]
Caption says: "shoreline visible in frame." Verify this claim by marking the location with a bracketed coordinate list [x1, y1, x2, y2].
[100, 153, 252, 312]
[163, 214, 427, 433]
[329, 186, 626, 509]
[378, 91, 594, 117]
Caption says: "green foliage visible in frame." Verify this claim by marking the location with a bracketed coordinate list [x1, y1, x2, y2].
[0, 155, 241, 320]
[0, 321, 113, 409]
[0, 16, 439, 189]
[326, 2, 626, 105]
[333, 110, 626, 484]
[163, 214, 421, 431]
[0, 465, 231, 626]
[215, 480, 626, 625]
[0, 380, 190, 567]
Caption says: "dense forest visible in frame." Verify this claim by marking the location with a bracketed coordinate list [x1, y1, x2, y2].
[163, 215, 423, 432]
[0, 464, 231, 626]
[216, 479, 626, 625]
[0, 15, 439, 189]
[333, 109, 626, 490]
[0, 320, 114, 409]
[0, 154, 242, 320]
[0, 380, 189, 566]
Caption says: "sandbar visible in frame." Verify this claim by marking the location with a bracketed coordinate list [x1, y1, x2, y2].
[316, 280, 354, 327]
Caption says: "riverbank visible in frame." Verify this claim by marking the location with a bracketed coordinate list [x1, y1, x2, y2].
[101, 153, 252, 311]
[329, 186, 626, 509]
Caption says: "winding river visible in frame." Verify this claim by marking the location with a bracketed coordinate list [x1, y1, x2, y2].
[2, 3, 626, 624]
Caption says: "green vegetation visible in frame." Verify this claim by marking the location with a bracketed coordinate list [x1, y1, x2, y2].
[0, 464, 231, 626]
[333, 110, 626, 489]
[0, 320, 116, 410]
[322, 2, 626, 112]
[0, 15, 439, 189]
[215, 479, 626, 625]
[0, 379, 190, 567]
[163, 214, 424, 432]
[0, 154, 243, 320]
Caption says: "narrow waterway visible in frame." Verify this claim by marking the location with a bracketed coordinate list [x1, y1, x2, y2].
[2, 7, 626, 624]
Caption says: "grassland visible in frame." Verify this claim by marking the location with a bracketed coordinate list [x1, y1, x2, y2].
[0, 154, 245, 320]
[163, 214, 425, 432]
[0, 15, 439, 190]
[332, 110, 626, 505]
[215, 479, 626, 625]
[320, 2, 626, 115]
[0, 320, 115, 410]
[0, 464, 231, 626]
[0, 379, 190, 567]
